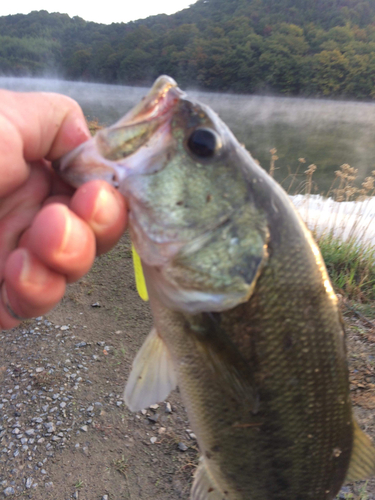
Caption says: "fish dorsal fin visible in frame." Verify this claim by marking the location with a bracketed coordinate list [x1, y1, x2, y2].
[124, 327, 177, 411]
[346, 420, 375, 483]
[191, 459, 226, 500]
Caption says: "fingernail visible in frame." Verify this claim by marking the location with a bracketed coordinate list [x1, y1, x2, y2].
[92, 186, 121, 229]
[58, 207, 87, 256]
[18, 249, 49, 287]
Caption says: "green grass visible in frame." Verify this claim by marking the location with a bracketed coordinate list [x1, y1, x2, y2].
[316, 233, 375, 302]
[112, 455, 128, 476]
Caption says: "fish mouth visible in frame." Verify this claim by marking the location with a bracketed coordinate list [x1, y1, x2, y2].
[118, 75, 182, 126]
[53, 75, 184, 189]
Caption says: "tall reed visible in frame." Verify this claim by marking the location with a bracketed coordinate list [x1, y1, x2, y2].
[270, 150, 375, 302]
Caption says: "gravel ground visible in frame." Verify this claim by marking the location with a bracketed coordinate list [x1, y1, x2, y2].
[0, 235, 198, 499]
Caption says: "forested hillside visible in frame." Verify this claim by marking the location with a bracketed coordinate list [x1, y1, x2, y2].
[1, 0, 375, 97]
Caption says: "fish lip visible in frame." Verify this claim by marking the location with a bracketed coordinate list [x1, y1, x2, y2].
[114, 75, 184, 127]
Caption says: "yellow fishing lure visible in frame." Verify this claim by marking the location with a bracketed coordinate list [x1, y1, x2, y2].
[131, 244, 149, 301]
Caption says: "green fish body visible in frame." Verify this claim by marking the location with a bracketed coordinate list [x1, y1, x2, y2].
[55, 76, 375, 500]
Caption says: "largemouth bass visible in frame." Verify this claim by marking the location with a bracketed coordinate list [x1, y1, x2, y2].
[55, 76, 375, 500]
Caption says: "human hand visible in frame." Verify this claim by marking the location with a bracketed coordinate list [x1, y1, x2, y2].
[0, 90, 127, 329]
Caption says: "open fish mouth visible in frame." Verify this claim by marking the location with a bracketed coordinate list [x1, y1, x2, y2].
[118, 75, 182, 126]
[53, 75, 184, 189]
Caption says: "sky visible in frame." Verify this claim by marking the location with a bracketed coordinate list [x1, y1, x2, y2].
[0, 0, 199, 25]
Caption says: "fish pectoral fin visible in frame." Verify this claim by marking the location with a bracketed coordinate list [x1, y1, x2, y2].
[345, 420, 375, 483]
[191, 459, 226, 500]
[124, 327, 177, 412]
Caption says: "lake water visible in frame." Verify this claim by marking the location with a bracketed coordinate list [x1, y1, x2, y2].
[1, 76, 375, 195]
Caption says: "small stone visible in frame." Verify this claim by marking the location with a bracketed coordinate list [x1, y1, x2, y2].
[35, 368, 44, 373]
[91, 302, 101, 307]
[102, 496, 109, 500]
[44, 423, 55, 433]
[75, 342, 87, 348]
[60, 325, 69, 331]
[80, 425, 88, 432]
[150, 437, 157, 444]
[44, 482, 53, 490]
[25, 478, 33, 489]
[60, 402, 66, 409]
[165, 402, 172, 413]
[87, 406, 94, 412]
[41, 470, 47, 475]
[149, 404, 159, 410]
[116, 401, 123, 407]
[25, 429, 35, 436]
[20, 438, 28, 445]
[338, 487, 350, 499]
[178, 442, 188, 452]
[3, 487, 15, 496]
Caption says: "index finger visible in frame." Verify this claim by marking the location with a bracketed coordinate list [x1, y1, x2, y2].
[0, 90, 90, 197]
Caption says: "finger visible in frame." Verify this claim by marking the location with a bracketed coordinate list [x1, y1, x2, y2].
[0, 162, 51, 277]
[26, 203, 96, 283]
[0, 90, 90, 197]
[17, 195, 71, 250]
[70, 180, 127, 255]
[0, 248, 66, 327]
[0, 286, 21, 330]
[43, 195, 71, 207]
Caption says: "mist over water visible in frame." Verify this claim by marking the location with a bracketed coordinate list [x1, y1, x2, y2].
[1, 76, 375, 194]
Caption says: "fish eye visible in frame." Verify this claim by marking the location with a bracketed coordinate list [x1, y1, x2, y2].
[187, 128, 220, 158]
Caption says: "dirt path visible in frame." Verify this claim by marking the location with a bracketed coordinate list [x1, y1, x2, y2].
[0, 233, 374, 499]
[0, 235, 198, 499]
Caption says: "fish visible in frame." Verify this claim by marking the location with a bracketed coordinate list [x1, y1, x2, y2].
[54, 76, 375, 500]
